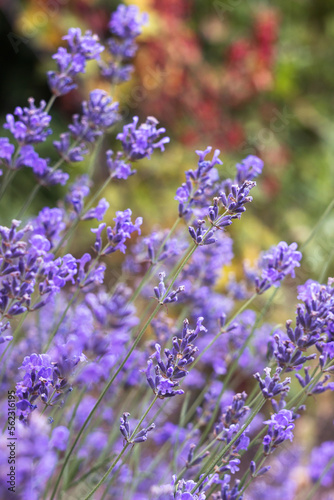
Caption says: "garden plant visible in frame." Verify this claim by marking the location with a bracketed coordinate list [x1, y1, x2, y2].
[0, 4, 334, 500]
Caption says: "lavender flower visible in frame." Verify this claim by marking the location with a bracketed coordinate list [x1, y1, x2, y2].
[106, 150, 135, 179]
[91, 209, 142, 255]
[53, 132, 88, 163]
[68, 89, 119, 143]
[4, 98, 52, 146]
[173, 477, 207, 500]
[214, 422, 250, 453]
[109, 4, 148, 39]
[5, 145, 69, 186]
[0, 321, 12, 344]
[262, 409, 295, 455]
[254, 367, 291, 399]
[255, 242, 302, 294]
[175, 147, 221, 218]
[208, 198, 233, 229]
[235, 155, 264, 185]
[189, 220, 216, 246]
[50, 426, 70, 452]
[153, 272, 185, 304]
[211, 475, 244, 500]
[220, 392, 250, 427]
[119, 412, 155, 444]
[296, 368, 334, 394]
[76, 253, 106, 288]
[66, 175, 91, 215]
[186, 444, 210, 469]
[116, 116, 170, 161]
[82, 198, 110, 222]
[47, 28, 104, 96]
[0, 137, 15, 168]
[31, 207, 66, 248]
[219, 180, 256, 217]
[273, 332, 316, 372]
[145, 318, 206, 398]
[16, 353, 78, 421]
[249, 460, 271, 478]
[101, 4, 148, 84]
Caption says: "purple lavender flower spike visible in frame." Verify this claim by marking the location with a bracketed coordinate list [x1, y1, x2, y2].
[0, 321, 12, 344]
[4, 98, 52, 146]
[66, 175, 91, 215]
[235, 155, 264, 185]
[219, 180, 256, 217]
[119, 412, 155, 444]
[116, 116, 170, 161]
[208, 198, 233, 229]
[176, 146, 222, 218]
[109, 4, 148, 39]
[47, 28, 104, 96]
[213, 475, 243, 500]
[91, 209, 142, 255]
[189, 220, 216, 246]
[153, 272, 185, 305]
[69, 90, 120, 143]
[63, 28, 104, 60]
[83, 198, 109, 222]
[50, 426, 70, 452]
[273, 333, 316, 372]
[101, 4, 148, 84]
[173, 476, 207, 500]
[262, 409, 295, 455]
[254, 367, 291, 399]
[186, 444, 210, 468]
[255, 241, 302, 294]
[15, 352, 79, 421]
[214, 422, 250, 453]
[53, 132, 88, 163]
[145, 318, 205, 398]
[221, 392, 250, 427]
[15, 145, 49, 176]
[0, 137, 15, 168]
[106, 150, 135, 180]
[31, 207, 66, 248]
[76, 253, 106, 288]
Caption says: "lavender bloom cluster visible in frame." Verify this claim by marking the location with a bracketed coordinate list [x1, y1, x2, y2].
[0, 4, 333, 500]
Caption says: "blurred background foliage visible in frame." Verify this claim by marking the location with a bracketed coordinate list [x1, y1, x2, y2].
[0, 0, 333, 270]
[0, 0, 333, 293]
[0, 0, 334, 464]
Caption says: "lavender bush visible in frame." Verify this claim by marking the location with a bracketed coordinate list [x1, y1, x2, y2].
[0, 4, 333, 500]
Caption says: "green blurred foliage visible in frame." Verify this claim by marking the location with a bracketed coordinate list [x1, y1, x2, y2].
[0, 0, 334, 295]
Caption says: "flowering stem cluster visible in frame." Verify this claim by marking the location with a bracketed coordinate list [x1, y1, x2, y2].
[0, 4, 333, 500]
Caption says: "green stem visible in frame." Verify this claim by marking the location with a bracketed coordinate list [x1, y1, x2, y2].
[83, 395, 158, 500]
[45, 94, 57, 114]
[49, 302, 160, 499]
[0, 310, 29, 364]
[16, 182, 42, 219]
[54, 175, 112, 255]
[191, 293, 257, 372]
[197, 289, 278, 449]
[318, 244, 334, 283]
[50, 244, 197, 499]
[0, 170, 16, 202]
[192, 394, 265, 492]
[300, 197, 334, 251]
[43, 288, 81, 352]
[128, 217, 181, 304]
[304, 454, 334, 500]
